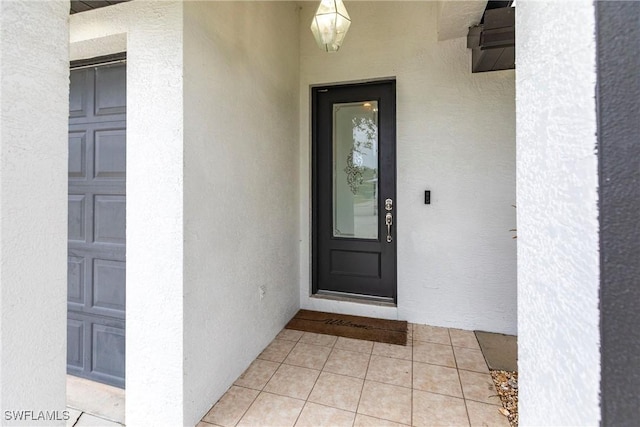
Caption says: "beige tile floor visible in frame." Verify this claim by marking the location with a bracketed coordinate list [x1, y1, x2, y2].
[199, 324, 510, 427]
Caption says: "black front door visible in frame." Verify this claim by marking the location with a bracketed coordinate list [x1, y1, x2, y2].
[313, 81, 397, 302]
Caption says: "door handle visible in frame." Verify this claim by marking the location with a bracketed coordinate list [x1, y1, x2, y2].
[385, 212, 393, 243]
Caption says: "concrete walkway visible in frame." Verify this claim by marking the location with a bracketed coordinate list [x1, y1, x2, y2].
[67, 376, 124, 427]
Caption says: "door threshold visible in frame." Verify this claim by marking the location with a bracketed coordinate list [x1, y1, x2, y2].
[313, 290, 396, 307]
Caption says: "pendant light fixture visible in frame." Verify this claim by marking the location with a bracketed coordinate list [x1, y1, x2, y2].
[310, 0, 351, 52]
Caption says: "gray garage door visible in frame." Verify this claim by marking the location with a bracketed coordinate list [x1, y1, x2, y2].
[67, 61, 126, 388]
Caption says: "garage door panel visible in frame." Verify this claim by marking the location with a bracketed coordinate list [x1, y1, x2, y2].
[69, 69, 90, 119]
[94, 195, 126, 245]
[95, 65, 126, 116]
[68, 256, 85, 304]
[68, 62, 126, 388]
[92, 259, 125, 314]
[68, 252, 125, 319]
[69, 131, 87, 179]
[92, 324, 125, 386]
[67, 319, 85, 370]
[94, 127, 126, 179]
[68, 195, 86, 242]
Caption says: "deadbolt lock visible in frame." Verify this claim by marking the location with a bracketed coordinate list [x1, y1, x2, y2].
[385, 198, 393, 211]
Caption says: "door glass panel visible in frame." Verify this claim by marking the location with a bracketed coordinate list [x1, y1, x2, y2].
[333, 101, 378, 239]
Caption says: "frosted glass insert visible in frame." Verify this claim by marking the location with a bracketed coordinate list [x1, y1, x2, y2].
[333, 101, 378, 239]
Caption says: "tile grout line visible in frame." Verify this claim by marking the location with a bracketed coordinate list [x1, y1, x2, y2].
[283, 331, 312, 427]
[291, 332, 338, 427]
[351, 337, 373, 426]
[261, 338, 319, 401]
[317, 332, 337, 371]
[451, 328, 472, 427]
[233, 376, 270, 425]
[296, 400, 360, 426]
[412, 359, 456, 370]
[362, 377, 413, 390]
[371, 351, 412, 361]
[410, 387, 470, 402]
[259, 337, 298, 364]
[234, 331, 302, 426]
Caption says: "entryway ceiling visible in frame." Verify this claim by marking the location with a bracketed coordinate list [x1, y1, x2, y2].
[70, 0, 130, 15]
[70, 0, 489, 43]
[437, 0, 488, 41]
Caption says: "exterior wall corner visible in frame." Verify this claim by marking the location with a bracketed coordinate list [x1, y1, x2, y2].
[516, 1, 600, 424]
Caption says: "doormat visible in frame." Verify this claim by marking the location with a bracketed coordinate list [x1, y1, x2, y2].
[285, 310, 408, 346]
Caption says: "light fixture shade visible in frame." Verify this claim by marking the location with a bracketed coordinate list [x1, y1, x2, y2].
[310, 0, 351, 52]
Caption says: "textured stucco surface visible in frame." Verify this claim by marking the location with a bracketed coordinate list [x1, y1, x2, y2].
[70, 33, 126, 61]
[516, 1, 600, 424]
[182, 2, 300, 424]
[299, 1, 517, 334]
[72, 2, 301, 424]
[437, 0, 487, 41]
[0, 1, 69, 424]
[71, 2, 186, 425]
[597, 1, 640, 424]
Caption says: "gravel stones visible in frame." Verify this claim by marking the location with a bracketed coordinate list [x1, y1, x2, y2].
[490, 370, 518, 427]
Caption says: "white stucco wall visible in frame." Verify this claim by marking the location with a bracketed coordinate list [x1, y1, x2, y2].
[71, 2, 186, 425]
[182, 2, 300, 424]
[0, 1, 69, 424]
[516, 1, 600, 424]
[299, 1, 517, 334]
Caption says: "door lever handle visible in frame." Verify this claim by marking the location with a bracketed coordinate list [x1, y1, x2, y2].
[385, 212, 393, 243]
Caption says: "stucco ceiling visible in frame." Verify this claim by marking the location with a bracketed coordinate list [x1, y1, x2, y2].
[70, 0, 493, 44]
[437, 0, 488, 41]
[299, 0, 489, 42]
